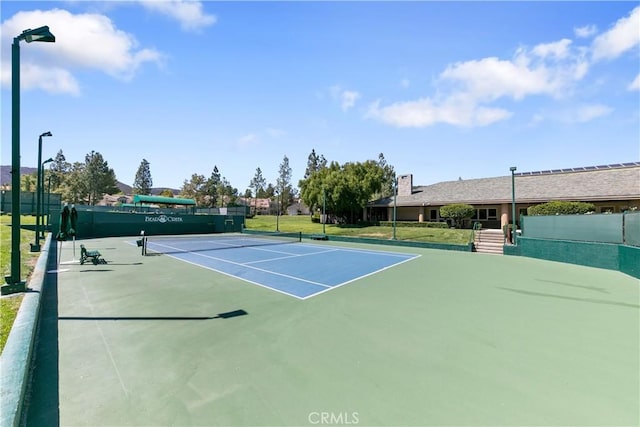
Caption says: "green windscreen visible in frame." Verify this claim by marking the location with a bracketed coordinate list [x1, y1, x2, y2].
[522, 214, 623, 244]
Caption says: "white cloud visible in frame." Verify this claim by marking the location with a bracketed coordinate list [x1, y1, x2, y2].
[400, 78, 410, 88]
[574, 24, 597, 38]
[330, 85, 360, 111]
[574, 104, 613, 122]
[628, 74, 640, 91]
[341, 90, 360, 111]
[237, 133, 258, 148]
[532, 39, 572, 59]
[440, 44, 588, 102]
[368, 31, 595, 129]
[139, 0, 216, 32]
[0, 9, 164, 94]
[591, 6, 640, 61]
[366, 95, 512, 128]
[265, 128, 286, 138]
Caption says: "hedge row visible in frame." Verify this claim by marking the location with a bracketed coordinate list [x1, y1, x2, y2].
[378, 221, 449, 228]
[528, 201, 595, 216]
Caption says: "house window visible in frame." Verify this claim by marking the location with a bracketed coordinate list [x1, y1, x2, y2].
[474, 208, 498, 221]
[600, 206, 614, 213]
[430, 209, 438, 220]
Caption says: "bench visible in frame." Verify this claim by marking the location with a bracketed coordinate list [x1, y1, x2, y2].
[310, 234, 328, 241]
[80, 244, 106, 265]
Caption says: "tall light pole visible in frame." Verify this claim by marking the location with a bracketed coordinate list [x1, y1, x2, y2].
[31, 132, 52, 252]
[392, 177, 397, 240]
[510, 166, 517, 245]
[46, 171, 53, 235]
[275, 190, 280, 232]
[322, 187, 326, 235]
[6, 26, 56, 289]
[39, 157, 54, 240]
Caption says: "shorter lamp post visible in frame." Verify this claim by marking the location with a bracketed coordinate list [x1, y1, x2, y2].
[392, 177, 398, 240]
[322, 187, 326, 235]
[275, 190, 280, 232]
[31, 130, 53, 252]
[46, 173, 52, 234]
[39, 158, 53, 239]
[510, 166, 517, 245]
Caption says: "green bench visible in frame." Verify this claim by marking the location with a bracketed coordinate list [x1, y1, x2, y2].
[80, 244, 107, 265]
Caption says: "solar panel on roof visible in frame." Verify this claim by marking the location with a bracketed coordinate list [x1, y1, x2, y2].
[515, 161, 637, 177]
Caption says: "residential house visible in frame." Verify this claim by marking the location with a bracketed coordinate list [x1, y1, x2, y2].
[368, 162, 640, 229]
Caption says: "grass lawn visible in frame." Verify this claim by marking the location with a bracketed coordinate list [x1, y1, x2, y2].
[0, 214, 40, 353]
[245, 214, 473, 245]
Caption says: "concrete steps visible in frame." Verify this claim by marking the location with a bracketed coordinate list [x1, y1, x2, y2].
[474, 229, 505, 255]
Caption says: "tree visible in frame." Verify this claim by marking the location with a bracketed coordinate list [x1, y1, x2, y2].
[50, 150, 70, 192]
[159, 189, 174, 198]
[180, 173, 207, 206]
[303, 148, 327, 180]
[439, 204, 475, 229]
[133, 159, 153, 195]
[218, 176, 238, 207]
[300, 159, 385, 223]
[60, 162, 89, 204]
[20, 173, 37, 192]
[249, 167, 266, 214]
[377, 153, 396, 198]
[276, 155, 293, 214]
[84, 151, 119, 205]
[203, 166, 221, 207]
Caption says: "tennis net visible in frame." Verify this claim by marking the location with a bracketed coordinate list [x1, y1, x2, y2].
[142, 231, 302, 255]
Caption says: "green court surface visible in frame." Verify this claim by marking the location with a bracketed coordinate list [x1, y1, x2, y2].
[25, 236, 639, 426]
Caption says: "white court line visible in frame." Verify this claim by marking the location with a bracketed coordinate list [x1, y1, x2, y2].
[142, 239, 421, 300]
[80, 286, 130, 397]
[148, 242, 331, 289]
[300, 254, 421, 300]
[243, 249, 340, 265]
[298, 242, 419, 258]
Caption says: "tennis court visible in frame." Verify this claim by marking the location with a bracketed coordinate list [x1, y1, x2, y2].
[23, 234, 639, 426]
[137, 233, 419, 299]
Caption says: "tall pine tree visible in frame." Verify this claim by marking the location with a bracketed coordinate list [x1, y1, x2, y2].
[133, 159, 153, 195]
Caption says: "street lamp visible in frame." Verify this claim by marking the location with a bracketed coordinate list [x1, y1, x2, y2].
[6, 26, 55, 289]
[46, 169, 53, 235]
[322, 187, 326, 235]
[275, 190, 280, 232]
[31, 132, 53, 252]
[510, 166, 517, 245]
[392, 177, 397, 240]
[39, 157, 54, 240]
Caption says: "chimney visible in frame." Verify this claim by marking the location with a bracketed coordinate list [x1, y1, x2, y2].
[397, 174, 413, 196]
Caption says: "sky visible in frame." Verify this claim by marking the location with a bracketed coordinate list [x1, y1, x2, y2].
[1, 1, 639, 193]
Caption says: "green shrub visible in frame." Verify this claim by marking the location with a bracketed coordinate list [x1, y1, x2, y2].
[439, 204, 475, 229]
[379, 221, 449, 228]
[528, 201, 595, 216]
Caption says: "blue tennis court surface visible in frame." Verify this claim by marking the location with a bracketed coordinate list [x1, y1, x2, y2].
[137, 234, 419, 299]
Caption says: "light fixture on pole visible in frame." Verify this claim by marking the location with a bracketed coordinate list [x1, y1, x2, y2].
[39, 157, 54, 240]
[510, 166, 517, 245]
[275, 190, 280, 232]
[322, 187, 326, 235]
[5, 26, 55, 291]
[392, 177, 397, 240]
[46, 169, 53, 235]
[31, 132, 53, 252]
